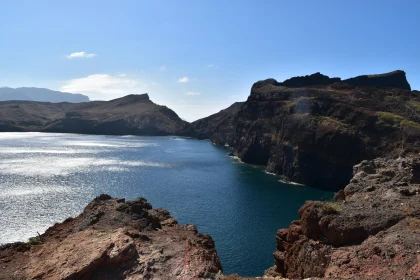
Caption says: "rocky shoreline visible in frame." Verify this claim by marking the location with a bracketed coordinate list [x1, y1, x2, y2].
[1, 70, 420, 279]
[2, 156, 419, 279]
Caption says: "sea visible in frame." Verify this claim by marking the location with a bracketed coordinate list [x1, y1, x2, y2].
[0, 132, 332, 277]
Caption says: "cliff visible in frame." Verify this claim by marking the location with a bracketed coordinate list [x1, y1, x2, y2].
[192, 102, 244, 142]
[271, 70, 411, 90]
[0, 195, 222, 279]
[268, 156, 420, 279]
[0, 94, 193, 136]
[197, 70, 420, 191]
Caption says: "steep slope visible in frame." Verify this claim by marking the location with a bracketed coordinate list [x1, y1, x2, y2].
[0, 94, 193, 136]
[0, 87, 89, 102]
[199, 70, 420, 191]
[267, 156, 420, 279]
[192, 102, 244, 142]
[0, 195, 222, 279]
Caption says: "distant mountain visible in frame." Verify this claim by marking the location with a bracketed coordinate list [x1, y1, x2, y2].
[0, 94, 193, 136]
[0, 87, 90, 103]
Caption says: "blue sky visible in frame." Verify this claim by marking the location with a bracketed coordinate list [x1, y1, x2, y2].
[0, 0, 419, 121]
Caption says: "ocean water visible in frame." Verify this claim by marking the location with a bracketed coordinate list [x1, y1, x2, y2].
[0, 132, 332, 277]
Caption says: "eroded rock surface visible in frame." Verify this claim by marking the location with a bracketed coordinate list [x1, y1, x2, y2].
[270, 156, 420, 279]
[0, 195, 222, 280]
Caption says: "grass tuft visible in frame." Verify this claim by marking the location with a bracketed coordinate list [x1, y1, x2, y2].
[320, 201, 342, 214]
[377, 111, 404, 123]
[26, 236, 42, 246]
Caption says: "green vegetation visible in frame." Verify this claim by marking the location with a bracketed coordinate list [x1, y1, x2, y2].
[27, 236, 42, 245]
[377, 111, 404, 123]
[409, 101, 420, 111]
[319, 116, 348, 127]
[320, 201, 342, 214]
[400, 120, 420, 130]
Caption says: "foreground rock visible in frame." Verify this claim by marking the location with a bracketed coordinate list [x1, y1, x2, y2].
[270, 156, 420, 279]
[0, 94, 193, 136]
[0, 195, 222, 280]
[196, 70, 420, 191]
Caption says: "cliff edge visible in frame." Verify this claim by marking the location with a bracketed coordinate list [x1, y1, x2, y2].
[0, 195, 222, 280]
[268, 156, 420, 279]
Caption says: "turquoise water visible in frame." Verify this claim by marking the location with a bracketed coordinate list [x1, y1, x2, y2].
[0, 133, 332, 277]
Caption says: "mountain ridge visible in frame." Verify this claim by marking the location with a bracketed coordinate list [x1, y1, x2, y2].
[0, 94, 193, 136]
[0, 87, 90, 103]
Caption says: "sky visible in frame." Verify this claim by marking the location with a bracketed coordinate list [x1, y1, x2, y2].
[0, 0, 419, 121]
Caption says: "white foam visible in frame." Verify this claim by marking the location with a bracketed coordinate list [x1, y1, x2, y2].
[279, 179, 304, 186]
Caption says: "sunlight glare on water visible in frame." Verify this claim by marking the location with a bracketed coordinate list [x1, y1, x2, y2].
[0, 132, 332, 277]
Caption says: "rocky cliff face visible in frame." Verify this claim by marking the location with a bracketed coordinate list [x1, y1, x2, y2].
[192, 102, 244, 143]
[344, 70, 412, 91]
[0, 94, 194, 136]
[269, 156, 420, 279]
[200, 71, 420, 191]
[273, 70, 411, 90]
[0, 195, 222, 280]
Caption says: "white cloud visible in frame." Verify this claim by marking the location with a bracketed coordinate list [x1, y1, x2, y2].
[178, 76, 189, 83]
[160, 65, 167, 71]
[60, 74, 145, 100]
[208, 64, 214, 67]
[66, 51, 96, 59]
[185, 92, 200, 96]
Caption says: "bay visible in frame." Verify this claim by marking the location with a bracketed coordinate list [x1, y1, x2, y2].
[0, 132, 332, 277]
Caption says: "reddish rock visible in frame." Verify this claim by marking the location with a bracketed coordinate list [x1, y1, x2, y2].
[0, 196, 222, 280]
[269, 156, 420, 279]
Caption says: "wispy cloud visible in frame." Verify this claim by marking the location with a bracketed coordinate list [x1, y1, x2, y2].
[207, 64, 215, 67]
[185, 91, 200, 96]
[160, 65, 167, 71]
[60, 74, 145, 100]
[178, 76, 189, 83]
[66, 51, 96, 59]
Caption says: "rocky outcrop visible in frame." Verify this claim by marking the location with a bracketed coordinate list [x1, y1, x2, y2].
[0, 94, 194, 136]
[192, 102, 244, 143]
[270, 156, 420, 279]
[0, 195, 222, 280]
[200, 71, 419, 190]
[275, 70, 411, 90]
[280, 72, 341, 88]
[344, 70, 412, 91]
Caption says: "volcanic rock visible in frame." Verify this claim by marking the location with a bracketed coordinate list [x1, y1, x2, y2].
[0, 195, 222, 280]
[195, 70, 419, 190]
[270, 156, 420, 279]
